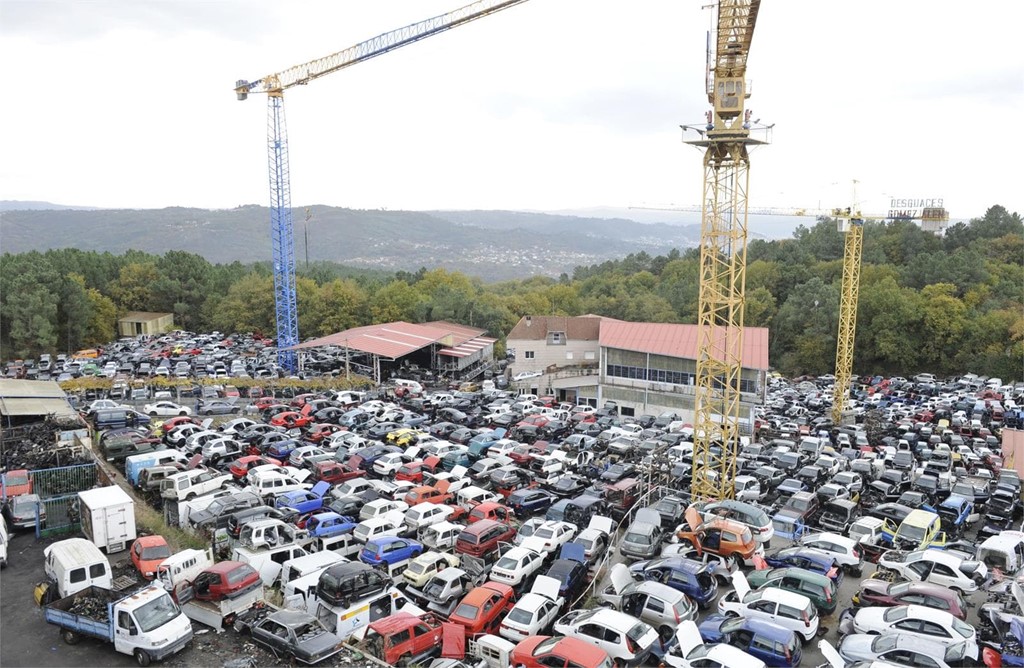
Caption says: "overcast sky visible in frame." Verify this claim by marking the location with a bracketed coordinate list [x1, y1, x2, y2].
[2, 0, 1021, 223]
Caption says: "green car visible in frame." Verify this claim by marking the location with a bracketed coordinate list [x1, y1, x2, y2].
[746, 567, 838, 614]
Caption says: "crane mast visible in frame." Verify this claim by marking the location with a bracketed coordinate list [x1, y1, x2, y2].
[235, 0, 530, 371]
[831, 208, 864, 425]
[689, 0, 762, 503]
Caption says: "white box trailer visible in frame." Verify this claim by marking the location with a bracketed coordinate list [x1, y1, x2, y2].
[78, 486, 137, 553]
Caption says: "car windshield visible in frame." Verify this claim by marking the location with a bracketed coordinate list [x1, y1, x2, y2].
[945, 641, 969, 661]
[406, 562, 426, 575]
[888, 581, 911, 596]
[625, 532, 651, 545]
[871, 634, 899, 653]
[883, 606, 909, 622]
[519, 524, 538, 538]
[899, 524, 927, 542]
[496, 557, 519, 570]
[141, 545, 172, 560]
[134, 593, 181, 633]
[626, 622, 652, 642]
[227, 565, 257, 584]
[536, 528, 556, 539]
[5, 472, 28, 486]
[720, 617, 748, 634]
[506, 607, 534, 625]
[534, 636, 560, 654]
[454, 603, 479, 620]
[952, 618, 973, 638]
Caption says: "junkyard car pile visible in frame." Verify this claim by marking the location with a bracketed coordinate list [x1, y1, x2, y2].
[9, 332, 1024, 667]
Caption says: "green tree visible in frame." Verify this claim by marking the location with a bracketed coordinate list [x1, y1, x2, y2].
[6, 273, 58, 357]
[84, 288, 117, 346]
[111, 262, 160, 311]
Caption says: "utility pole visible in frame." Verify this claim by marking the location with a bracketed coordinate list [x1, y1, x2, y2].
[303, 207, 312, 268]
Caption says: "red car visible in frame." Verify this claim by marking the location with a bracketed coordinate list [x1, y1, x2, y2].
[448, 582, 516, 636]
[190, 561, 261, 601]
[395, 462, 428, 484]
[130, 535, 171, 580]
[512, 636, 611, 668]
[467, 502, 514, 524]
[289, 393, 318, 408]
[508, 444, 544, 466]
[158, 415, 199, 433]
[852, 580, 969, 620]
[1, 469, 31, 498]
[313, 461, 364, 484]
[366, 612, 444, 664]
[270, 411, 313, 429]
[404, 481, 453, 506]
[252, 397, 277, 412]
[455, 519, 518, 558]
[306, 423, 342, 443]
[229, 455, 283, 480]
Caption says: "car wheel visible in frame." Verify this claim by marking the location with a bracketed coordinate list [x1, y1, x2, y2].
[134, 649, 151, 667]
[149, 411, 158, 417]
[179, 411, 187, 416]
[61, 630, 81, 645]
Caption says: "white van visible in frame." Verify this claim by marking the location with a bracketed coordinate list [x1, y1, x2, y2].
[420, 521, 463, 551]
[232, 543, 309, 586]
[44, 537, 112, 598]
[156, 548, 213, 592]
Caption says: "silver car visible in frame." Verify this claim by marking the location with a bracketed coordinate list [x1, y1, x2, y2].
[619, 508, 665, 560]
[601, 564, 697, 636]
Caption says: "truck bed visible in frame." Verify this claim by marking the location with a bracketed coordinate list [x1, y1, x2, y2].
[44, 586, 116, 641]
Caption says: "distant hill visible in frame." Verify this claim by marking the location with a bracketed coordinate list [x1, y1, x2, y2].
[0, 205, 705, 281]
[0, 200, 98, 211]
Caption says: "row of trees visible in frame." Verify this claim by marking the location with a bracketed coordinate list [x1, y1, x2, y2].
[1, 205, 1020, 379]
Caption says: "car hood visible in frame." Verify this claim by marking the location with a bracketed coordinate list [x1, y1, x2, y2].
[296, 631, 342, 661]
[852, 606, 887, 632]
[838, 634, 878, 662]
[857, 579, 893, 598]
[697, 614, 729, 642]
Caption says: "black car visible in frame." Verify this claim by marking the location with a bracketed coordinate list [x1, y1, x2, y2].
[545, 556, 589, 602]
[548, 474, 587, 498]
[507, 488, 557, 516]
[189, 491, 263, 530]
[600, 463, 638, 483]
[317, 562, 390, 607]
[866, 502, 914, 526]
[327, 495, 363, 518]
[652, 495, 688, 528]
[250, 610, 343, 665]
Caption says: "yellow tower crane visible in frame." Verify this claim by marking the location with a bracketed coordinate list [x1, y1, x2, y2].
[830, 204, 949, 424]
[686, 0, 764, 502]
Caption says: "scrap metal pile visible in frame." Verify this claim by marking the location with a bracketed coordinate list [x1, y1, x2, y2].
[67, 594, 109, 622]
[0, 418, 91, 470]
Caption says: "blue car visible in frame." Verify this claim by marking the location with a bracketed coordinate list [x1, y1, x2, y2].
[699, 614, 802, 667]
[937, 495, 974, 536]
[507, 488, 558, 516]
[359, 536, 423, 566]
[763, 547, 843, 585]
[266, 439, 302, 460]
[275, 481, 330, 514]
[306, 512, 357, 538]
[628, 556, 719, 609]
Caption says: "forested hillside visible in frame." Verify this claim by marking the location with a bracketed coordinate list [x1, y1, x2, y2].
[1, 205, 1020, 379]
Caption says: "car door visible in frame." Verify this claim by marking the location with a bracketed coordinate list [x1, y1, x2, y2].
[927, 562, 960, 588]
[748, 598, 777, 623]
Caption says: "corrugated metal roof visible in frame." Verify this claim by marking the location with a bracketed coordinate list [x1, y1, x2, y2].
[438, 336, 497, 358]
[291, 321, 483, 360]
[421, 321, 488, 346]
[599, 320, 769, 370]
[0, 379, 80, 418]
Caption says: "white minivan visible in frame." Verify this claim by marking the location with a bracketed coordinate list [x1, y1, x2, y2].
[717, 572, 820, 642]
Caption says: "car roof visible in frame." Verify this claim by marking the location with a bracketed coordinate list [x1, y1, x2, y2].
[756, 586, 813, 606]
[736, 616, 798, 641]
[205, 560, 249, 574]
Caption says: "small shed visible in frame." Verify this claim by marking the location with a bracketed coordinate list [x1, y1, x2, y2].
[118, 311, 174, 337]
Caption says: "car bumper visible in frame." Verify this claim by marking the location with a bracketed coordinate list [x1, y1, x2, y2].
[149, 629, 194, 661]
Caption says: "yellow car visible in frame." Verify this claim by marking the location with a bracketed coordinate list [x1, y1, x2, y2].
[402, 551, 460, 587]
[387, 428, 425, 446]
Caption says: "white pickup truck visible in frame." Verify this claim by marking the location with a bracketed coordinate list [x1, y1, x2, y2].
[160, 468, 233, 502]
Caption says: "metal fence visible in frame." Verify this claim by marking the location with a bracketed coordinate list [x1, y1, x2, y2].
[32, 462, 98, 499]
[29, 462, 98, 538]
[36, 493, 82, 539]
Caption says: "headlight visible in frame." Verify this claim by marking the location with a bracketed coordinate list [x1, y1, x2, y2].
[152, 638, 169, 646]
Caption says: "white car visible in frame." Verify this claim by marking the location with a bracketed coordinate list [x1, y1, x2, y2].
[372, 452, 410, 477]
[572, 516, 615, 565]
[288, 445, 327, 467]
[513, 371, 543, 381]
[838, 633, 973, 668]
[521, 521, 578, 555]
[499, 575, 564, 642]
[404, 502, 458, 532]
[663, 620, 766, 668]
[514, 518, 546, 546]
[144, 401, 192, 417]
[489, 546, 545, 586]
[553, 608, 660, 665]
[852, 605, 978, 659]
[352, 513, 405, 544]
[800, 532, 864, 576]
[877, 549, 987, 593]
[219, 417, 258, 434]
[717, 573, 820, 642]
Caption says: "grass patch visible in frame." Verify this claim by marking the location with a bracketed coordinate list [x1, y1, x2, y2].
[134, 500, 207, 552]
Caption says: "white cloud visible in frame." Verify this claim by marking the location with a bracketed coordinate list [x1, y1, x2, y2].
[1, 0, 1020, 221]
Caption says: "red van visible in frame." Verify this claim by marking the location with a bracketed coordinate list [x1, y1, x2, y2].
[455, 519, 517, 559]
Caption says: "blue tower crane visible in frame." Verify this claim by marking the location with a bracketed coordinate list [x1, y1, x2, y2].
[235, 0, 530, 372]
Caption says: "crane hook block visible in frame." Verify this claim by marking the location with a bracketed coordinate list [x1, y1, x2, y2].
[235, 80, 249, 101]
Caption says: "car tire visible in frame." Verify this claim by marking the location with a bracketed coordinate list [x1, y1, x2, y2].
[149, 411, 158, 417]
[134, 649, 151, 667]
[179, 411, 187, 416]
[61, 630, 81, 645]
